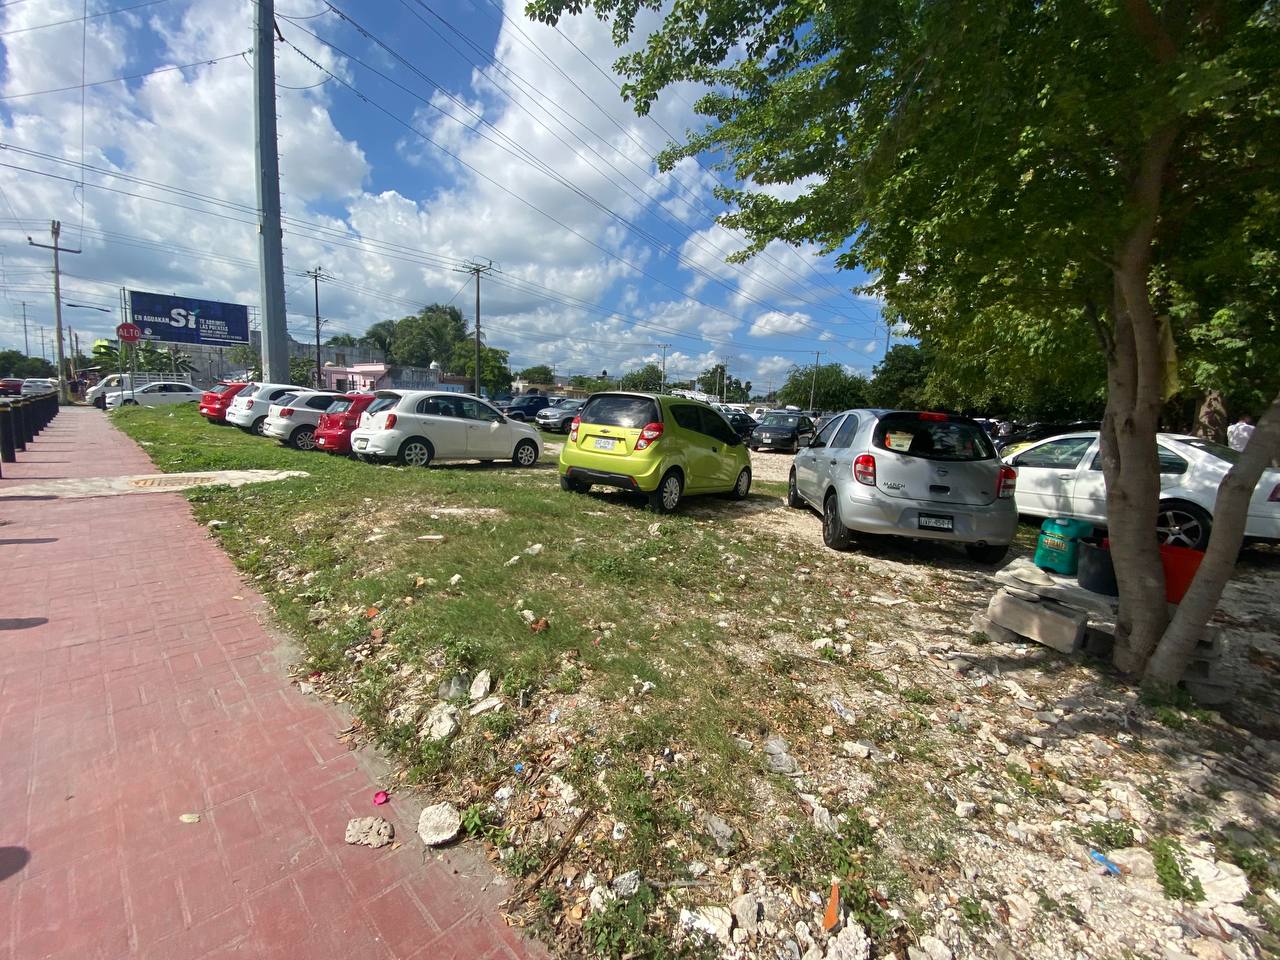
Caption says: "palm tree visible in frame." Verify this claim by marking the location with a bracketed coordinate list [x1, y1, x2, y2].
[359, 319, 398, 358]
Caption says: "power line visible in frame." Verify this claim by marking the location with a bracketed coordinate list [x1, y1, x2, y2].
[0, 0, 173, 38]
[0, 49, 251, 101]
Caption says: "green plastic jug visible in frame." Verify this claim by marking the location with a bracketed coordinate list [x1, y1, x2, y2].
[1033, 517, 1094, 575]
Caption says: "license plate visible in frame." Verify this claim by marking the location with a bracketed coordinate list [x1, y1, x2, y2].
[316, 437, 326, 446]
[355, 438, 368, 450]
[918, 514, 954, 531]
[593, 437, 617, 451]
[762, 438, 773, 444]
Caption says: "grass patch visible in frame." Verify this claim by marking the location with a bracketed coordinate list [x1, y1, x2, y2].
[1150, 837, 1206, 902]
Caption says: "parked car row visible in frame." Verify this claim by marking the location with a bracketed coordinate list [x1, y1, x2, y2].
[197, 380, 544, 467]
[1, 377, 59, 396]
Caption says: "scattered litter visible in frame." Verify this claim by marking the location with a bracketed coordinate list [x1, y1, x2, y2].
[365, 607, 379, 619]
[448, 573, 462, 586]
[530, 617, 550, 633]
[178, 813, 201, 824]
[611, 821, 627, 841]
[417, 803, 461, 846]
[415, 534, 445, 542]
[372, 790, 390, 806]
[520, 609, 537, 624]
[1090, 850, 1121, 876]
[514, 762, 525, 774]
[505, 555, 521, 567]
[345, 816, 393, 848]
[524, 543, 544, 556]
[206, 519, 225, 529]
[830, 698, 856, 724]
[823, 882, 840, 931]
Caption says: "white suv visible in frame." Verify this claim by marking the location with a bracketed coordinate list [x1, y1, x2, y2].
[350, 390, 542, 467]
[262, 391, 342, 450]
[225, 382, 306, 435]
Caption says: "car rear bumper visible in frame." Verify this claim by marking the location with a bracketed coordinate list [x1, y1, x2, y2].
[262, 419, 293, 441]
[838, 485, 1018, 545]
[1245, 511, 1280, 541]
[199, 404, 229, 420]
[314, 428, 352, 453]
[225, 410, 256, 428]
[349, 430, 399, 458]
[559, 445, 663, 491]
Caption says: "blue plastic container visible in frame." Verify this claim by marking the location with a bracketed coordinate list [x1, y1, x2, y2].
[1033, 517, 1095, 575]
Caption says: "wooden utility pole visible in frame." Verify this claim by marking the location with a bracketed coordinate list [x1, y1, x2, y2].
[28, 220, 80, 403]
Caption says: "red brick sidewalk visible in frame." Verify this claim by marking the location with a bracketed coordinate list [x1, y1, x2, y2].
[0, 408, 544, 960]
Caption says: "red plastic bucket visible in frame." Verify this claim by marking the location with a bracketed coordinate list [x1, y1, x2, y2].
[1159, 545, 1204, 604]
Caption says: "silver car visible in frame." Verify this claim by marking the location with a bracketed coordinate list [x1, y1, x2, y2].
[535, 398, 585, 433]
[787, 409, 1018, 563]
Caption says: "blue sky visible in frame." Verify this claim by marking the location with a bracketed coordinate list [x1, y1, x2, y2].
[0, 0, 888, 388]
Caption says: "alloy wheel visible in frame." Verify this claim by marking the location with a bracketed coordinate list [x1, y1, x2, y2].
[294, 429, 316, 450]
[403, 441, 431, 466]
[1157, 507, 1206, 549]
[661, 475, 681, 511]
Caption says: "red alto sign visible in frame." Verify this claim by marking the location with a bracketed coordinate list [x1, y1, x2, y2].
[116, 322, 142, 343]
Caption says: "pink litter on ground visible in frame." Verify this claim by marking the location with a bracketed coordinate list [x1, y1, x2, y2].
[373, 790, 390, 806]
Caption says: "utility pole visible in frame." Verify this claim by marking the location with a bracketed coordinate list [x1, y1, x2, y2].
[809, 351, 821, 413]
[657, 343, 670, 393]
[885, 317, 892, 354]
[254, 0, 289, 383]
[305, 266, 330, 387]
[28, 220, 79, 403]
[20, 302, 28, 355]
[455, 260, 494, 396]
[39, 327, 47, 360]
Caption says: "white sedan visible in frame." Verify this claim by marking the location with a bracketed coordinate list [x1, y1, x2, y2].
[262, 391, 342, 450]
[105, 381, 201, 410]
[349, 390, 542, 467]
[1007, 432, 1280, 549]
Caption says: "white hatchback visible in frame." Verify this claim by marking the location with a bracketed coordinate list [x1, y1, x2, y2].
[105, 381, 201, 409]
[1008, 432, 1280, 549]
[262, 391, 342, 450]
[349, 390, 542, 468]
[225, 382, 305, 435]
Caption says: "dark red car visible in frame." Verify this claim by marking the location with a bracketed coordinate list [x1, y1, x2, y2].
[314, 393, 375, 454]
[199, 381, 249, 423]
[0, 378, 24, 396]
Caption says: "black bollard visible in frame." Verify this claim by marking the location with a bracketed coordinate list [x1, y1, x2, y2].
[0, 403, 14, 463]
[18, 399, 32, 446]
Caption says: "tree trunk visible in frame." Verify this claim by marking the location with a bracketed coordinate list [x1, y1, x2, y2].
[1193, 389, 1228, 443]
[1103, 121, 1180, 675]
[1143, 387, 1280, 690]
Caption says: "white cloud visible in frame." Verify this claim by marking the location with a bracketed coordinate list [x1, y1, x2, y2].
[750, 310, 811, 337]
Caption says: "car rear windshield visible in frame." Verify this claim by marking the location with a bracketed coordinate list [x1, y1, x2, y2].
[1174, 437, 1238, 464]
[327, 398, 355, 414]
[579, 394, 659, 428]
[208, 383, 234, 395]
[761, 414, 800, 428]
[367, 394, 400, 415]
[873, 413, 996, 462]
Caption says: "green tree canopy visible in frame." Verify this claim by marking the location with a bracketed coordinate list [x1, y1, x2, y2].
[390, 305, 468, 368]
[529, 0, 1280, 688]
[325, 333, 358, 347]
[776, 363, 868, 412]
[619, 363, 662, 392]
[451, 342, 512, 397]
[0, 349, 55, 379]
[519, 364, 555, 384]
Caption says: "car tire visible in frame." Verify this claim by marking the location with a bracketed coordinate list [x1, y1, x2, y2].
[1157, 500, 1212, 550]
[648, 469, 683, 514]
[822, 492, 851, 551]
[122, 399, 138, 406]
[398, 438, 433, 468]
[730, 467, 751, 500]
[251, 417, 266, 436]
[513, 439, 538, 467]
[291, 426, 317, 450]
[965, 543, 1009, 565]
[787, 468, 805, 508]
[559, 474, 591, 494]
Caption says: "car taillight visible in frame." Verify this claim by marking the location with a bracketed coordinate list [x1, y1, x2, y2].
[382, 413, 398, 429]
[245, 400, 255, 410]
[635, 422, 663, 451]
[280, 408, 294, 417]
[997, 464, 1017, 498]
[1269, 483, 1280, 502]
[569, 416, 580, 441]
[919, 411, 948, 421]
[853, 454, 876, 486]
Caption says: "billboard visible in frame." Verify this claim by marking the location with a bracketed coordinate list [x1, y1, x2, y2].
[128, 290, 250, 347]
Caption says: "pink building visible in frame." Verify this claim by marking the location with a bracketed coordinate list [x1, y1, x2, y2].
[318, 362, 469, 394]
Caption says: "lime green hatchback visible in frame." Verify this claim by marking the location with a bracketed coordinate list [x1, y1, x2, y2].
[558, 392, 752, 512]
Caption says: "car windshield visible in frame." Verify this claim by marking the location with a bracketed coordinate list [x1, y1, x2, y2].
[1174, 437, 1238, 464]
[761, 414, 800, 428]
[554, 399, 582, 410]
[367, 394, 400, 414]
[580, 394, 659, 428]
[873, 413, 996, 462]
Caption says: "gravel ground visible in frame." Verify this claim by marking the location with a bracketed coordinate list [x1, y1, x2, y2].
[749, 447, 798, 484]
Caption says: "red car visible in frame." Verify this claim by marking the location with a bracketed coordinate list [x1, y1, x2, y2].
[314, 393, 375, 454]
[0, 378, 24, 396]
[199, 381, 249, 423]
